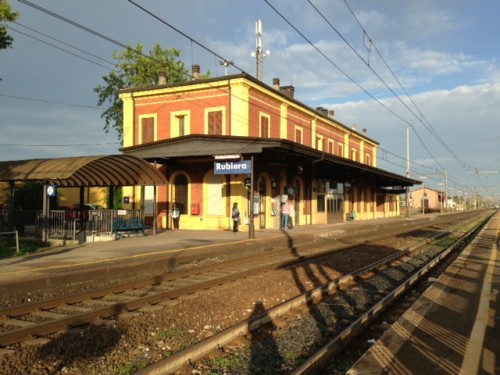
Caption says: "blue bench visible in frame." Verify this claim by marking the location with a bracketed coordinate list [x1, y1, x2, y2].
[113, 218, 145, 237]
[346, 210, 356, 221]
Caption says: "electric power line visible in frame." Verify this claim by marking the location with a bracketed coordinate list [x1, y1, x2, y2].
[13, 21, 115, 66]
[6, 25, 113, 71]
[0, 93, 99, 109]
[341, 0, 478, 177]
[15, 0, 493, 194]
[273, 0, 484, 190]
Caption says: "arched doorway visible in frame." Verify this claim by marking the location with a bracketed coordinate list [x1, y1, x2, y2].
[258, 176, 267, 229]
[292, 178, 302, 226]
[173, 174, 188, 215]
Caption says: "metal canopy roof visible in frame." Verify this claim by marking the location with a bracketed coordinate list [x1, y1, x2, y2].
[123, 135, 420, 188]
[0, 155, 166, 187]
[123, 135, 283, 159]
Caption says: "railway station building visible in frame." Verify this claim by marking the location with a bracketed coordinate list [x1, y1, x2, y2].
[119, 68, 419, 231]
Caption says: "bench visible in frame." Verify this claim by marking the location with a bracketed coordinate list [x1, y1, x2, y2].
[346, 210, 356, 221]
[113, 218, 145, 238]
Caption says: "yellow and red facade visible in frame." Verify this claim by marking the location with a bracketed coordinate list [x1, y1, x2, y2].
[120, 73, 412, 231]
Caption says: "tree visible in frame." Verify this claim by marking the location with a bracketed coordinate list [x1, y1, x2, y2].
[0, 0, 19, 50]
[14, 182, 43, 210]
[94, 44, 190, 140]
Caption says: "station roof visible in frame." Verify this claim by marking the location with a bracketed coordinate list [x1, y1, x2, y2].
[0, 155, 167, 187]
[122, 135, 421, 190]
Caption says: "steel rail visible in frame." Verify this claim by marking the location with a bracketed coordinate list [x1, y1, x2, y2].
[133, 230, 457, 375]
[291, 216, 488, 374]
[0, 237, 381, 346]
[0, 213, 483, 350]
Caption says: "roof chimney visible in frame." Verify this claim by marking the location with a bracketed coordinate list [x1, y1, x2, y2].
[315, 107, 328, 116]
[158, 71, 166, 85]
[362, 128, 367, 136]
[328, 110, 334, 118]
[192, 64, 200, 80]
[273, 78, 280, 90]
[279, 85, 295, 98]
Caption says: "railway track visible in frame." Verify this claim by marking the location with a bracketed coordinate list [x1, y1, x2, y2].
[133, 213, 490, 374]
[0, 214, 475, 350]
[0, 211, 489, 375]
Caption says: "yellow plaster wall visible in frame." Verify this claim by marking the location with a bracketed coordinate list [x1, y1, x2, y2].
[121, 93, 135, 148]
[230, 82, 250, 136]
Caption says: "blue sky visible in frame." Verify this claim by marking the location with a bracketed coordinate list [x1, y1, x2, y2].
[1, 0, 499, 203]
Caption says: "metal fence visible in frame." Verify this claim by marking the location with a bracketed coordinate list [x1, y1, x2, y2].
[0, 209, 142, 242]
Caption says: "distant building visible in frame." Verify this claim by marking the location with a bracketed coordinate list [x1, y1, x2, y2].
[410, 187, 444, 213]
[119, 69, 417, 230]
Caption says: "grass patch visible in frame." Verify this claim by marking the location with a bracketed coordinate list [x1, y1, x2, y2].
[111, 357, 150, 375]
[207, 355, 242, 369]
[0, 238, 43, 258]
[328, 358, 356, 372]
[283, 350, 309, 366]
[156, 327, 186, 339]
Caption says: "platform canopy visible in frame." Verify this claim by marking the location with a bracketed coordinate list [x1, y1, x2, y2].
[0, 155, 166, 187]
[123, 134, 420, 189]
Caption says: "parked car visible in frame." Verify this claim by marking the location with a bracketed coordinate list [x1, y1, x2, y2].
[56, 204, 104, 221]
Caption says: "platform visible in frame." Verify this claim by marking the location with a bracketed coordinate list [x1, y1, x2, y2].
[347, 211, 499, 375]
[0, 215, 425, 288]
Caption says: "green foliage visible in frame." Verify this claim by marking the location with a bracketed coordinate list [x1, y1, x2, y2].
[111, 357, 149, 375]
[0, 238, 41, 258]
[94, 44, 189, 140]
[0, 0, 19, 50]
[108, 186, 123, 209]
[207, 355, 242, 369]
[156, 326, 186, 339]
[14, 182, 44, 210]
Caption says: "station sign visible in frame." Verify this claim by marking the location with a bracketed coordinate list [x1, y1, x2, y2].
[46, 185, 57, 197]
[214, 160, 252, 175]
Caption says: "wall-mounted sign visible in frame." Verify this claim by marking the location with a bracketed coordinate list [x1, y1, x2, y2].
[214, 160, 252, 175]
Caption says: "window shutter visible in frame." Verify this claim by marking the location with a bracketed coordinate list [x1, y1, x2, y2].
[208, 111, 222, 135]
[261, 117, 269, 138]
[141, 117, 154, 143]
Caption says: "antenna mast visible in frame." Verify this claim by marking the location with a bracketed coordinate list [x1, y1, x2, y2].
[251, 20, 270, 81]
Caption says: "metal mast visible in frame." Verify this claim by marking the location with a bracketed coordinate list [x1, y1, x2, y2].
[252, 20, 270, 81]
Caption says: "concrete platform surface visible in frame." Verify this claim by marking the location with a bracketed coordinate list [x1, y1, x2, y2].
[0, 215, 424, 287]
[347, 211, 500, 375]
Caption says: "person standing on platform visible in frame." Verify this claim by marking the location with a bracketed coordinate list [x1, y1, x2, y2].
[280, 200, 290, 229]
[232, 202, 240, 232]
[171, 204, 180, 230]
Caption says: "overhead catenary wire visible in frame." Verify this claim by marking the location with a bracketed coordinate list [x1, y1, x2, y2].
[127, 0, 247, 76]
[13, 21, 115, 66]
[0, 93, 100, 109]
[339, 0, 478, 178]
[6, 25, 114, 71]
[123, 0, 470, 189]
[11, 1, 493, 195]
[18, 0, 131, 51]
[12, 1, 453, 181]
[264, 0, 480, 191]
[263, 0, 411, 127]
